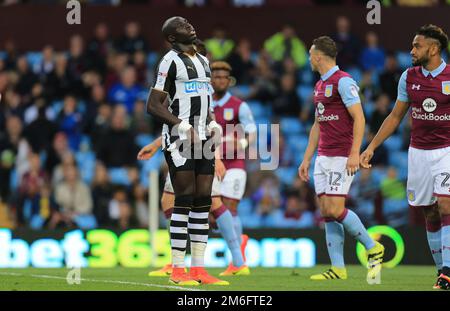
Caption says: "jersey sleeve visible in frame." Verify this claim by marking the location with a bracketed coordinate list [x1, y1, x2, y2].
[153, 57, 176, 92]
[396, 69, 410, 103]
[238, 102, 257, 133]
[337, 76, 361, 107]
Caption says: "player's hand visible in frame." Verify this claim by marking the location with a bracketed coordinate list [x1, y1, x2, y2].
[215, 158, 226, 181]
[360, 148, 374, 169]
[346, 152, 360, 176]
[137, 142, 159, 160]
[298, 160, 311, 182]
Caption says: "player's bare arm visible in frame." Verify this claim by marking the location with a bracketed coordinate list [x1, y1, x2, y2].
[299, 120, 320, 182]
[346, 103, 365, 176]
[360, 100, 409, 168]
[137, 136, 162, 160]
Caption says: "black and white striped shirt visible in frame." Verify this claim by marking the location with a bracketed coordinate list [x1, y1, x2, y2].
[153, 49, 212, 149]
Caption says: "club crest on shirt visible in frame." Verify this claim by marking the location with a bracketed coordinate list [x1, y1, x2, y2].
[325, 85, 333, 97]
[407, 190, 415, 202]
[442, 81, 450, 95]
[224, 108, 234, 121]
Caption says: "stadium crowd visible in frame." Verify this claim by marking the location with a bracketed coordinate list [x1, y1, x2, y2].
[0, 16, 448, 231]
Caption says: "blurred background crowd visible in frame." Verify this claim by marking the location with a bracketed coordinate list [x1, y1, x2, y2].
[0, 6, 449, 231]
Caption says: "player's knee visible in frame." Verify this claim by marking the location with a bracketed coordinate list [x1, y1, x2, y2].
[223, 199, 238, 215]
[174, 195, 194, 207]
[320, 202, 344, 219]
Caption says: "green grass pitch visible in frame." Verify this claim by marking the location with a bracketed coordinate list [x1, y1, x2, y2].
[0, 265, 439, 291]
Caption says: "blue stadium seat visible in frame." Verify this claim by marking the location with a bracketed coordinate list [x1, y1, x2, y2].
[237, 198, 253, 217]
[298, 68, 314, 85]
[383, 135, 403, 152]
[147, 52, 159, 68]
[275, 167, 297, 186]
[9, 168, 18, 191]
[135, 134, 154, 148]
[250, 52, 259, 64]
[50, 100, 64, 116]
[247, 100, 266, 119]
[108, 167, 130, 186]
[388, 151, 408, 167]
[26, 52, 43, 72]
[280, 117, 304, 135]
[346, 66, 362, 84]
[296, 85, 313, 102]
[287, 134, 308, 154]
[75, 151, 96, 184]
[0, 52, 6, 60]
[396, 51, 412, 70]
[363, 101, 375, 117]
[230, 85, 251, 98]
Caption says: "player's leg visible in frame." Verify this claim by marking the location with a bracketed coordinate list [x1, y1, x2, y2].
[209, 184, 247, 273]
[436, 197, 450, 290]
[407, 146, 442, 287]
[148, 189, 176, 276]
[310, 156, 347, 280]
[189, 167, 228, 285]
[221, 169, 248, 259]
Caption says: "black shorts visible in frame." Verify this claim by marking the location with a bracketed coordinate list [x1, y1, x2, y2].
[164, 139, 215, 176]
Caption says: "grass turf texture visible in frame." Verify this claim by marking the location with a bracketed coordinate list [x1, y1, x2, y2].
[0, 265, 439, 291]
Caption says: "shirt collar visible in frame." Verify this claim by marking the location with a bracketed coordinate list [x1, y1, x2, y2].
[321, 65, 339, 81]
[213, 92, 232, 107]
[421, 60, 447, 78]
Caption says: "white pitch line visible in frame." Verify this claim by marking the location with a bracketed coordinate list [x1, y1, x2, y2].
[0, 271, 203, 291]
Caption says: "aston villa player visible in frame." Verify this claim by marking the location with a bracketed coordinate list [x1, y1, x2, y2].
[361, 24, 450, 290]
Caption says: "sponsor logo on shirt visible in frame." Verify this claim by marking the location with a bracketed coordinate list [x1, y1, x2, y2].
[411, 107, 450, 121]
[184, 81, 210, 93]
[422, 98, 437, 112]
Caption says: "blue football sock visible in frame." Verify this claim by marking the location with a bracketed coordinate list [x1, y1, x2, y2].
[325, 221, 345, 268]
[339, 209, 375, 250]
[233, 215, 243, 245]
[216, 210, 244, 267]
[426, 230, 443, 270]
[442, 216, 450, 268]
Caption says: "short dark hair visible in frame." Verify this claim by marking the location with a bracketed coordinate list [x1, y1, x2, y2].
[312, 36, 338, 59]
[416, 24, 449, 52]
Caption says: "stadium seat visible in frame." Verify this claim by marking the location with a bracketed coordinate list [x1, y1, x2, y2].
[237, 198, 253, 217]
[275, 167, 297, 186]
[396, 51, 412, 70]
[26, 52, 43, 73]
[135, 134, 154, 148]
[0, 51, 6, 60]
[147, 52, 159, 68]
[298, 68, 314, 85]
[108, 167, 130, 186]
[363, 101, 375, 117]
[230, 85, 251, 98]
[346, 67, 362, 84]
[280, 117, 304, 135]
[75, 151, 96, 184]
[9, 168, 18, 191]
[287, 134, 308, 154]
[296, 85, 313, 102]
[247, 100, 266, 119]
[383, 135, 403, 152]
[388, 151, 408, 167]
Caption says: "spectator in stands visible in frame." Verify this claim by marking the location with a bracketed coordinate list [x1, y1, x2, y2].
[359, 31, 385, 72]
[87, 22, 113, 76]
[133, 50, 149, 86]
[115, 21, 149, 55]
[378, 52, 403, 101]
[84, 84, 107, 135]
[107, 66, 146, 113]
[16, 152, 49, 226]
[330, 16, 361, 70]
[359, 71, 380, 103]
[104, 52, 129, 92]
[272, 73, 301, 117]
[369, 93, 391, 135]
[36, 45, 56, 80]
[130, 99, 153, 135]
[24, 182, 59, 230]
[287, 176, 318, 213]
[205, 25, 235, 61]
[251, 175, 282, 227]
[67, 34, 90, 97]
[44, 132, 72, 179]
[108, 186, 133, 229]
[91, 161, 113, 226]
[54, 164, 97, 229]
[56, 95, 84, 151]
[349, 169, 378, 225]
[246, 53, 278, 102]
[272, 189, 315, 228]
[380, 167, 408, 227]
[133, 183, 148, 228]
[23, 104, 58, 153]
[0, 115, 22, 201]
[50, 149, 75, 187]
[264, 23, 308, 69]
[363, 132, 389, 167]
[3, 39, 19, 71]
[96, 104, 139, 168]
[44, 53, 73, 101]
[15, 55, 39, 100]
[226, 38, 255, 85]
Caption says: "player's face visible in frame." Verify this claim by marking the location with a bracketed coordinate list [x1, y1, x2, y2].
[211, 70, 231, 93]
[173, 19, 197, 44]
[309, 45, 319, 72]
[411, 35, 431, 66]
